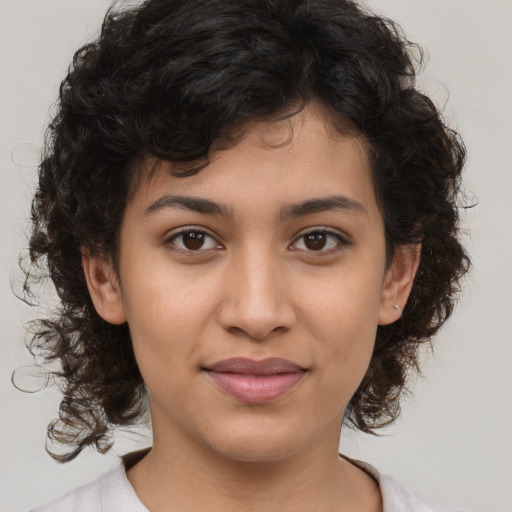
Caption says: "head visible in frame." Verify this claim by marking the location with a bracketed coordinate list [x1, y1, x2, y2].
[26, 0, 468, 462]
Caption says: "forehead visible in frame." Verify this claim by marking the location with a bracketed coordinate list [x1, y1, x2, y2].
[129, 102, 377, 220]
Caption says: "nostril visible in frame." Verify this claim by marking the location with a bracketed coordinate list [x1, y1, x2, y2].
[225, 324, 288, 341]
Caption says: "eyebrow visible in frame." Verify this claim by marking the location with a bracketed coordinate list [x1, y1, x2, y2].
[145, 195, 232, 217]
[144, 194, 365, 219]
[279, 195, 366, 219]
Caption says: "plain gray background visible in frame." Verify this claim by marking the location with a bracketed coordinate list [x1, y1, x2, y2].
[1, 1, 510, 511]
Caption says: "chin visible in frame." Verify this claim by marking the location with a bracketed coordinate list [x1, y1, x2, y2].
[201, 420, 309, 464]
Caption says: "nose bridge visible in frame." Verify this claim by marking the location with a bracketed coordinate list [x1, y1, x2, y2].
[219, 242, 295, 339]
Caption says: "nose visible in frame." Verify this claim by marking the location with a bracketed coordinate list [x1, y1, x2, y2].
[217, 249, 296, 340]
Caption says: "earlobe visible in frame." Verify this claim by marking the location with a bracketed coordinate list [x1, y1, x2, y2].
[378, 244, 421, 325]
[82, 250, 127, 325]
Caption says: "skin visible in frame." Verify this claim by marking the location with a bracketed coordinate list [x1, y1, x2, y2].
[84, 102, 419, 511]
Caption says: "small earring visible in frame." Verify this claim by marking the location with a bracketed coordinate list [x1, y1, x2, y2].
[393, 304, 400, 310]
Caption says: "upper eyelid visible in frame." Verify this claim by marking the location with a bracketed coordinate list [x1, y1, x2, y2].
[288, 231, 345, 252]
[293, 226, 349, 241]
[299, 227, 343, 235]
[165, 226, 220, 241]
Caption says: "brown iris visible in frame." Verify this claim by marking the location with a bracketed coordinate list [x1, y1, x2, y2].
[182, 231, 206, 250]
[304, 232, 327, 250]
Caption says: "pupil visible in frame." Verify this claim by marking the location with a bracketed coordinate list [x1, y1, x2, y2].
[183, 232, 205, 250]
[305, 232, 326, 250]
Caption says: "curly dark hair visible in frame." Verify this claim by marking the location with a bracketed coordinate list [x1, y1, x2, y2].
[23, 0, 469, 462]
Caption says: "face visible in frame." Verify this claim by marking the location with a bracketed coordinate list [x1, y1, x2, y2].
[85, 102, 416, 463]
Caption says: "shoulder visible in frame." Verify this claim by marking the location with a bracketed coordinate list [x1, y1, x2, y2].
[351, 459, 468, 512]
[29, 474, 102, 512]
[378, 472, 467, 512]
[29, 465, 148, 512]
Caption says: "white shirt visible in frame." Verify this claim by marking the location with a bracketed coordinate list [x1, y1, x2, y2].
[30, 460, 467, 512]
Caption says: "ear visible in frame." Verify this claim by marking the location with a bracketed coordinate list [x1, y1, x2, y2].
[82, 249, 127, 325]
[378, 244, 421, 325]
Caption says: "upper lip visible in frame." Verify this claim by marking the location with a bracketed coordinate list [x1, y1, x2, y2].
[205, 357, 305, 375]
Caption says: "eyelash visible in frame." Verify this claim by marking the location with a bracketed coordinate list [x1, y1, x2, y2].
[166, 228, 222, 253]
[290, 228, 349, 254]
[165, 227, 349, 255]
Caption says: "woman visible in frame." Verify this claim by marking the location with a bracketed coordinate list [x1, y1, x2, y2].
[24, 0, 468, 510]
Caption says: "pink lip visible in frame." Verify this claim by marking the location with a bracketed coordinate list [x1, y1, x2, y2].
[205, 357, 306, 404]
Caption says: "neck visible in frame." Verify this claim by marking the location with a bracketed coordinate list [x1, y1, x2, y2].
[126, 430, 381, 512]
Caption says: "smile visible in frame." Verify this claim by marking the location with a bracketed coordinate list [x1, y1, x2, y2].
[204, 357, 306, 404]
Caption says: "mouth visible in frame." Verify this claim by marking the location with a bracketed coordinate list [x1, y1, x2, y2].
[203, 357, 307, 404]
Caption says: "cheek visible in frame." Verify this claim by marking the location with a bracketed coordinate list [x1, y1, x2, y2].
[306, 301, 378, 421]
[122, 251, 216, 325]
[120, 264, 218, 375]
[312, 298, 378, 385]
[296, 267, 383, 399]
[296, 261, 384, 339]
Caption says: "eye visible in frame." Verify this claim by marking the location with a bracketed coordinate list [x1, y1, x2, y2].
[167, 229, 221, 251]
[292, 230, 346, 252]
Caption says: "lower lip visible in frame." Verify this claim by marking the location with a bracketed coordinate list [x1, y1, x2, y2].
[207, 371, 305, 404]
